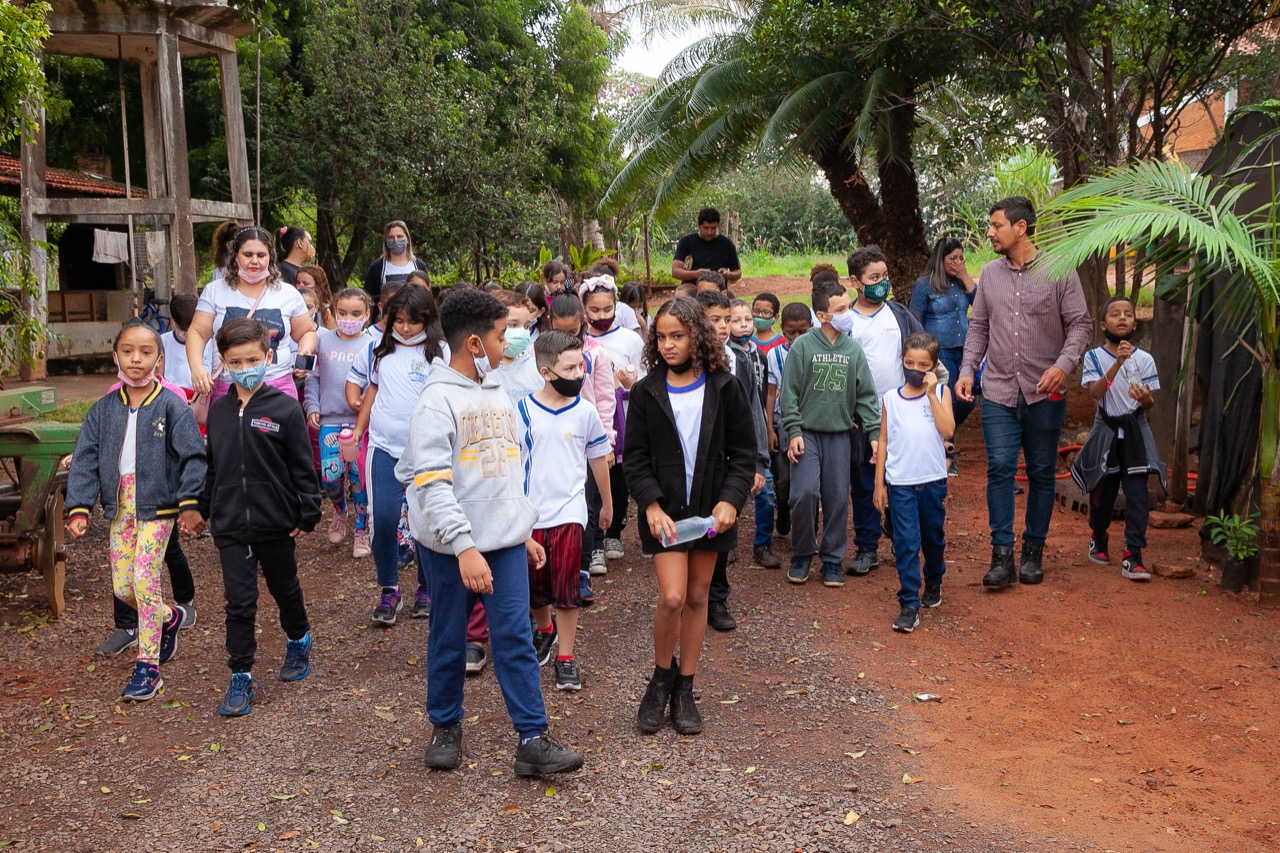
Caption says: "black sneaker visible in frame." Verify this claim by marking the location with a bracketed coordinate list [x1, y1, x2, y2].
[397, 547, 416, 571]
[120, 662, 162, 702]
[554, 659, 582, 691]
[707, 601, 737, 631]
[820, 562, 845, 587]
[465, 642, 488, 676]
[424, 723, 462, 770]
[892, 605, 921, 633]
[158, 606, 181, 664]
[787, 557, 811, 584]
[513, 733, 583, 776]
[845, 549, 878, 577]
[279, 633, 312, 682]
[922, 584, 942, 608]
[533, 624, 558, 667]
[97, 628, 137, 657]
[1088, 536, 1110, 565]
[411, 588, 430, 619]
[371, 587, 403, 626]
[1121, 549, 1152, 582]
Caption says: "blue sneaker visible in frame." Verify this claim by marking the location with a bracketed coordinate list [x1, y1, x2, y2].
[158, 606, 181, 664]
[218, 672, 264, 717]
[120, 662, 162, 702]
[579, 570, 596, 606]
[787, 557, 811, 584]
[820, 562, 845, 587]
[279, 633, 312, 682]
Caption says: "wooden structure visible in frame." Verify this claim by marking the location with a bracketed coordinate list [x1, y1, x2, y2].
[18, 0, 253, 375]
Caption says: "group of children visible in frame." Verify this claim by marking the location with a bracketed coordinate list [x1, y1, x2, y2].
[64, 224, 1164, 772]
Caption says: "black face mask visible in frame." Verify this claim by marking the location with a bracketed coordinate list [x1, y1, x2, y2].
[667, 358, 693, 374]
[903, 368, 928, 387]
[1103, 328, 1135, 345]
[549, 374, 584, 398]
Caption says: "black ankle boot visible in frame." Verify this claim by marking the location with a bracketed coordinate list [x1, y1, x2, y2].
[669, 672, 703, 735]
[636, 663, 677, 734]
[983, 545, 1016, 588]
[1019, 540, 1045, 585]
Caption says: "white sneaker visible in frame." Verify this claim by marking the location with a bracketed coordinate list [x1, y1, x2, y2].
[604, 538, 625, 560]
[588, 549, 607, 575]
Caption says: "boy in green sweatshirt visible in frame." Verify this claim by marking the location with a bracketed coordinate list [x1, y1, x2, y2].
[780, 278, 881, 586]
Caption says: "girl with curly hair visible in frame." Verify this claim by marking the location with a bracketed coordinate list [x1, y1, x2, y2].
[623, 296, 757, 736]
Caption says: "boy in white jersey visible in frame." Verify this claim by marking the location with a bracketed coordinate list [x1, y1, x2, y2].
[516, 331, 614, 691]
[873, 333, 954, 634]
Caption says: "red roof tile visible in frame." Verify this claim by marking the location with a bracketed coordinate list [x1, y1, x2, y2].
[0, 153, 148, 199]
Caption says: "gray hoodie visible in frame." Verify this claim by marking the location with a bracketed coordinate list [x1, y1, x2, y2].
[396, 363, 538, 556]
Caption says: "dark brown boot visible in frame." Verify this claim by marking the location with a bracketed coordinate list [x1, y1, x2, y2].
[636, 662, 676, 734]
[669, 672, 703, 735]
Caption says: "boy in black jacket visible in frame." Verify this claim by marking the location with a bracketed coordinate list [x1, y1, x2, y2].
[199, 318, 323, 717]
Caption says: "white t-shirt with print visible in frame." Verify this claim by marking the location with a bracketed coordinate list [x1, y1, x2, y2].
[368, 345, 436, 458]
[196, 279, 310, 383]
[1082, 345, 1160, 437]
[515, 395, 611, 529]
[882, 385, 948, 486]
[847, 304, 904, 398]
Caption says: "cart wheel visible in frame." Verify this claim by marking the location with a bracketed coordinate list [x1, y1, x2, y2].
[41, 490, 66, 617]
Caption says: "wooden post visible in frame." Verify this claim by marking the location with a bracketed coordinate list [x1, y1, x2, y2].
[18, 52, 48, 381]
[218, 50, 252, 213]
[1169, 287, 1197, 508]
[155, 30, 198, 296]
[139, 59, 172, 304]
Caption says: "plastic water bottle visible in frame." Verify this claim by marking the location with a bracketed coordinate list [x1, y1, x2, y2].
[339, 428, 359, 463]
[661, 515, 717, 548]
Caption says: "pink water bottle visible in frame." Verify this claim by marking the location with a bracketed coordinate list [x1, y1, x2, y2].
[339, 428, 359, 463]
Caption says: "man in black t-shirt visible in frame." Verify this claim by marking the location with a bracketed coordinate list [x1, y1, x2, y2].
[672, 207, 742, 285]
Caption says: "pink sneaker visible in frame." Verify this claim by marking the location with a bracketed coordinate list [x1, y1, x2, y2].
[352, 531, 371, 558]
[328, 514, 348, 544]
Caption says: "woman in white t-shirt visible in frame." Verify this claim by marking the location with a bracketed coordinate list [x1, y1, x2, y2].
[186, 226, 318, 404]
[362, 220, 427, 308]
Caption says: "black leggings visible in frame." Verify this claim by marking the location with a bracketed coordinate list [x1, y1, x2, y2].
[606, 462, 629, 539]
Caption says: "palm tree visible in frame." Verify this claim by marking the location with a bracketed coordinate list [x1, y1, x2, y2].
[601, 4, 961, 291]
[1035, 133, 1280, 604]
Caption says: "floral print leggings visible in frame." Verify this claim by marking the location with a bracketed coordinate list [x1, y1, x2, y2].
[109, 475, 175, 664]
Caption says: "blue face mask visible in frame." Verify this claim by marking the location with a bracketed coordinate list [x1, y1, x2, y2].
[228, 362, 267, 391]
[504, 327, 532, 359]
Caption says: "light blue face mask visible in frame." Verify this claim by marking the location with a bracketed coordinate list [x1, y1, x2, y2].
[504, 327, 532, 359]
[228, 362, 267, 391]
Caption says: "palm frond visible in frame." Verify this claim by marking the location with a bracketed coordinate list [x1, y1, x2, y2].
[758, 71, 857, 155]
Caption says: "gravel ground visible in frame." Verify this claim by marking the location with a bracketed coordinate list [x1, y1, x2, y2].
[0, 503, 1074, 853]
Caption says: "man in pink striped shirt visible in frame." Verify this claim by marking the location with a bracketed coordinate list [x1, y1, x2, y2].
[956, 196, 1091, 589]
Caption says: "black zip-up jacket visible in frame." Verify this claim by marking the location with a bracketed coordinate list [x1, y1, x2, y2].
[199, 385, 322, 545]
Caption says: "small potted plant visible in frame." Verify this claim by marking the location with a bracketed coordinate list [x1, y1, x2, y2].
[1205, 511, 1260, 592]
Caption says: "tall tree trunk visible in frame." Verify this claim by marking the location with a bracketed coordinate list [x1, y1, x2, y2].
[814, 141, 927, 301]
[316, 203, 366, 288]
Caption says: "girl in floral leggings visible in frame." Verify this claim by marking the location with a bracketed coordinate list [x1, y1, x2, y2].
[67, 320, 208, 701]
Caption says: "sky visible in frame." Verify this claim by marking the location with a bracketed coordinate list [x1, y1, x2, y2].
[616, 24, 705, 79]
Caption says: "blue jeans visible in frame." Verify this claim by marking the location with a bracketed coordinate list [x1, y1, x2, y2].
[981, 393, 1066, 547]
[753, 470, 776, 546]
[369, 448, 426, 589]
[849, 430, 882, 552]
[422, 543, 547, 738]
[889, 480, 947, 608]
[940, 347, 977, 433]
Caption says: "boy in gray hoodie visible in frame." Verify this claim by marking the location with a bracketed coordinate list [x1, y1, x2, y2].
[398, 287, 583, 778]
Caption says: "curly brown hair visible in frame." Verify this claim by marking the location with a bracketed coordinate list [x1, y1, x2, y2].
[643, 295, 728, 375]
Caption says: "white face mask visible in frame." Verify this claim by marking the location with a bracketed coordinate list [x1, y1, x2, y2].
[829, 310, 855, 336]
